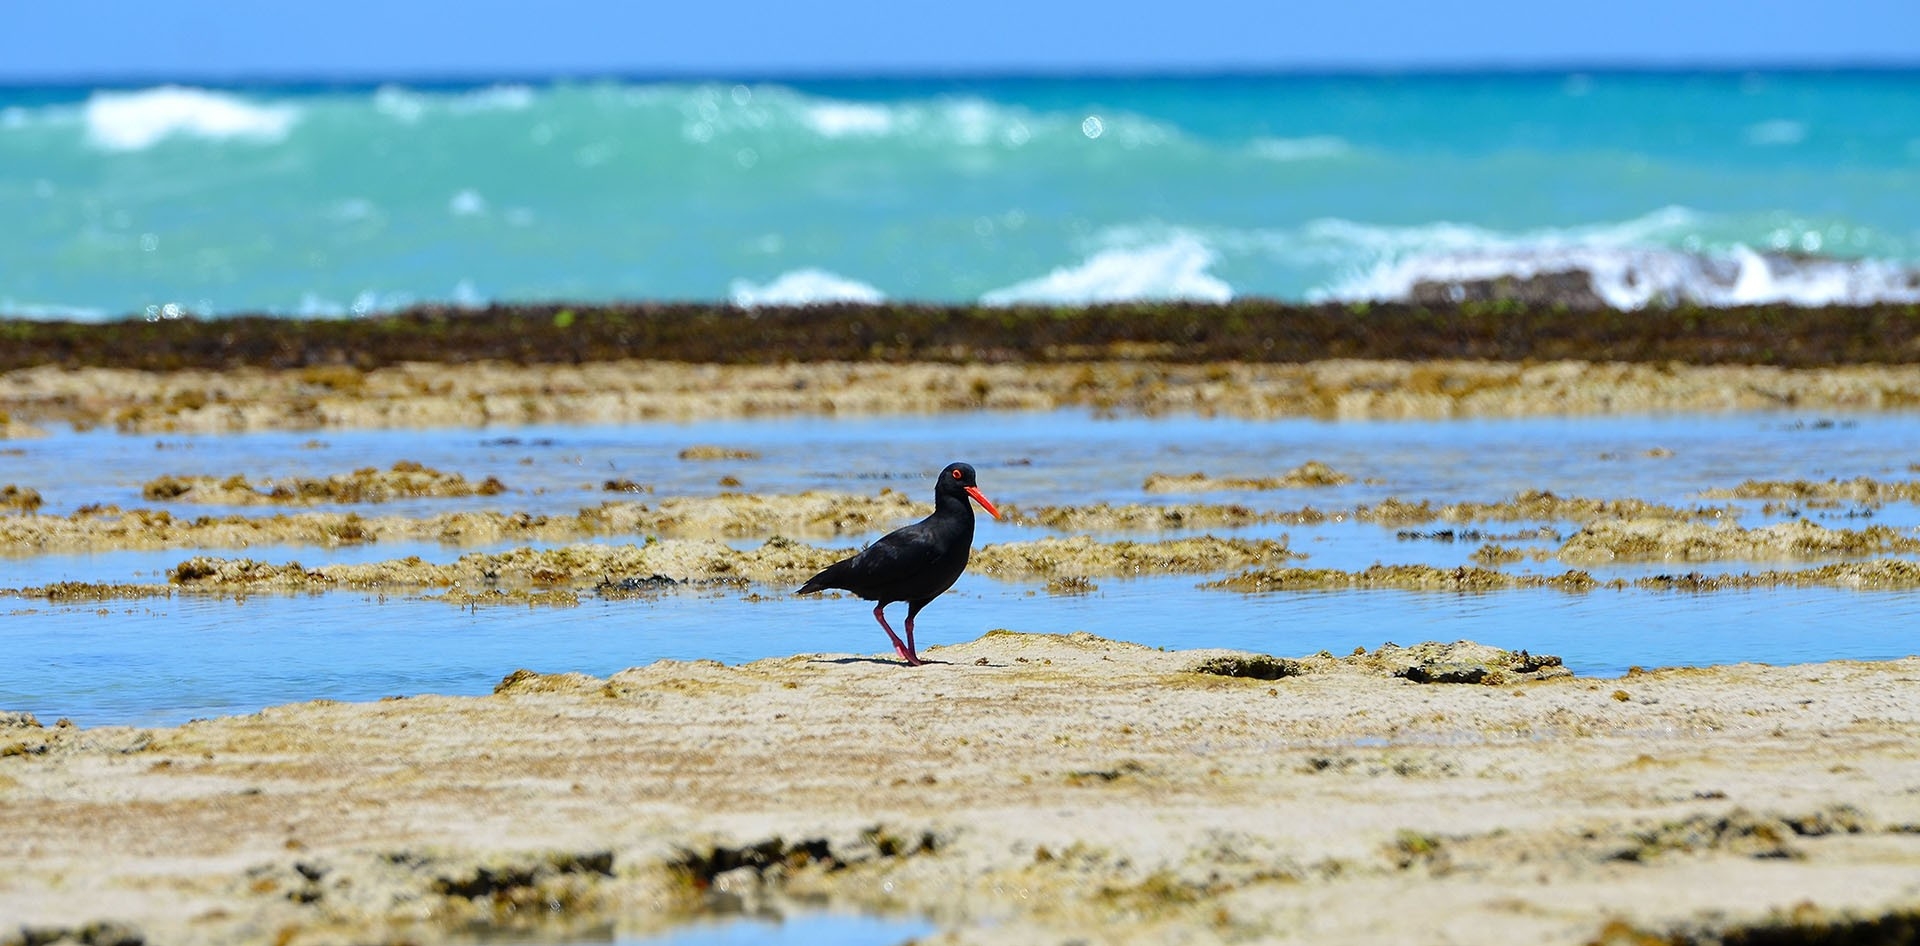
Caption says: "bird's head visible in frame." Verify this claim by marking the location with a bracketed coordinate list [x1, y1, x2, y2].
[939, 462, 1000, 520]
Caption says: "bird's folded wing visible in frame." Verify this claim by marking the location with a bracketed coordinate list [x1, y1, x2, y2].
[861, 525, 946, 569]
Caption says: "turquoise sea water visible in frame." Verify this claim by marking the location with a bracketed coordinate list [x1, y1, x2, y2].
[4, 71, 1919, 318]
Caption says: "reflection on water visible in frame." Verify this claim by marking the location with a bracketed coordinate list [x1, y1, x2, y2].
[5, 409, 1920, 726]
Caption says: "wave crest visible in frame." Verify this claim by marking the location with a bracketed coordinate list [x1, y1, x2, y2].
[730, 269, 885, 307]
[84, 86, 298, 151]
[983, 233, 1233, 306]
[1327, 244, 1920, 309]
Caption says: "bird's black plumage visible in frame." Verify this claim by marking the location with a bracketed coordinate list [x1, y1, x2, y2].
[797, 461, 999, 666]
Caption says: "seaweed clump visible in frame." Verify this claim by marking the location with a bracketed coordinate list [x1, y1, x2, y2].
[678, 446, 760, 461]
[1362, 641, 1571, 685]
[1208, 564, 1604, 593]
[11, 300, 1920, 373]
[1006, 501, 1328, 531]
[1, 484, 43, 513]
[1188, 654, 1304, 680]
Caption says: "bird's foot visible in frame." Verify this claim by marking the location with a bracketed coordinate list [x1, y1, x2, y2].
[901, 651, 924, 667]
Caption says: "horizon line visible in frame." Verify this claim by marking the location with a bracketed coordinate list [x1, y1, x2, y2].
[3, 58, 1919, 90]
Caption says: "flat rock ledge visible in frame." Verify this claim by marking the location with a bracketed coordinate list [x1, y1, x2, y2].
[5, 633, 1920, 946]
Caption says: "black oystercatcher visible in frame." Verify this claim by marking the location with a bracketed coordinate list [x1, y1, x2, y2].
[796, 461, 1000, 666]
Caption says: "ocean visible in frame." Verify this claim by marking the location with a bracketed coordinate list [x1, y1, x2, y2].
[3, 70, 1918, 320]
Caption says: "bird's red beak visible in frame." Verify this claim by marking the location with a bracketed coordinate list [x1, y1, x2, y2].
[964, 485, 1001, 520]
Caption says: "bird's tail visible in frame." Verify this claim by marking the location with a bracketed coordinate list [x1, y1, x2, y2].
[796, 557, 856, 596]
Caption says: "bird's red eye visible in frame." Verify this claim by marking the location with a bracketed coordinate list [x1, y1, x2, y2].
[951, 469, 963, 479]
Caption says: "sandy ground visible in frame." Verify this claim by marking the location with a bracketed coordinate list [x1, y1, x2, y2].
[5, 632, 1920, 946]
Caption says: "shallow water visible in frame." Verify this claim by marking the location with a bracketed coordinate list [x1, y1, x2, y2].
[612, 914, 934, 946]
[5, 408, 1920, 726]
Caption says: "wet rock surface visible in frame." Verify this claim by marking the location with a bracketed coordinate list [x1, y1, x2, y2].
[1143, 461, 1354, 492]
[1560, 517, 1920, 563]
[13, 359, 1920, 432]
[140, 461, 506, 505]
[1412, 269, 1610, 309]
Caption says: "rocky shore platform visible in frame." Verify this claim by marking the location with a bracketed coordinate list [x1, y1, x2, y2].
[6, 632, 1920, 946]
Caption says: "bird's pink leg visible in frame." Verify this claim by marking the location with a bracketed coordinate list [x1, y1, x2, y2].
[871, 603, 920, 666]
[902, 614, 921, 666]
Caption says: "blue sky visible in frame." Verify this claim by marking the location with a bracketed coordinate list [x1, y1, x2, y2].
[3, 0, 1917, 80]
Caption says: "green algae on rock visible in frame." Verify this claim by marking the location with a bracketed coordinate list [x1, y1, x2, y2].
[142, 461, 507, 505]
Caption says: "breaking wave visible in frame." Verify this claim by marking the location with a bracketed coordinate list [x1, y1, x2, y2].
[1311, 209, 1920, 308]
[982, 232, 1233, 306]
[1331, 245, 1920, 309]
[83, 86, 298, 151]
[730, 269, 885, 307]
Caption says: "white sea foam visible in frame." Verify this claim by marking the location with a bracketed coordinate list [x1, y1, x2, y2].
[448, 190, 487, 216]
[452, 84, 536, 112]
[982, 232, 1233, 306]
[1314, 209, 1920, 308]
[450, 280, 485, 308]
[1250, 135, 1351, 161]
[374, 85, 427, 123]
[295, 293, 348, 317]
[803, 102, 895, 137]
[729, 269, 885, 307]
[372, 84, 534, 122]
[84, 86, 297, 151]
[0, 299, 110, 320]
